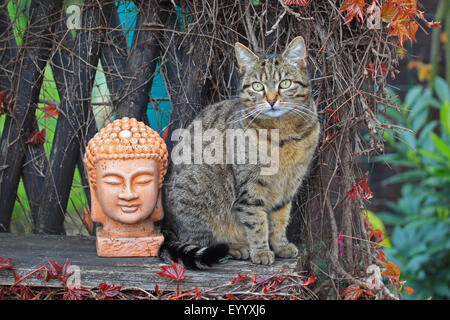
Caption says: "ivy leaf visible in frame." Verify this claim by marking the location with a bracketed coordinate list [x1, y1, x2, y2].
[63, 285, 91, 300]
[301, 274, 315, 287]
[98, 282, 122, 299]
[26, 129, 46, 145]
[0, 257, 13, 270]
[339, 0, 366, 24]
[388, 15, 418, 47]
[341, 283, 364, 300]
[40, 104, 59, 119]
[366, 62, 387, 79]
[395, 0, 416, 11]
[425, 20, 441, 29]
[19, 285, 35, 300]
[47, 259, 62, 279]
[380, 0, 398, 23]
[231, 272, 250, 284]
[155, 261, 185, 282]
[380, 259, 401, 281]
[58, 259, 71, 286]
[404, 286, 414, 295]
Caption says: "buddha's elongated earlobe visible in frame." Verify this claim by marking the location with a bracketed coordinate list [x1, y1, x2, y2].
[151, 190, 164, 222]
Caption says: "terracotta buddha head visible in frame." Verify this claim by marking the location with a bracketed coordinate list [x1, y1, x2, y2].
[83, 117, 168, 238]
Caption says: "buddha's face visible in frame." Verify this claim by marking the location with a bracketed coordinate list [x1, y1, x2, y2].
[94, 158, 160, 225]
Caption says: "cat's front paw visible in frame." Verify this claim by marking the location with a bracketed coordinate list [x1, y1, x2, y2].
[229, 245, 249, 260]
[251, 250, 275, 265]
[274, 243, 298, 258]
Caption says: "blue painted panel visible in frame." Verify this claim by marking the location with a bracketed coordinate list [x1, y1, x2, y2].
[116, 1, 170, 134]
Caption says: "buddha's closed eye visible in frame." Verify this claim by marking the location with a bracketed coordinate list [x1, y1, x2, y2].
[134, 175, 153, 185]
[102, 175, 122, 185]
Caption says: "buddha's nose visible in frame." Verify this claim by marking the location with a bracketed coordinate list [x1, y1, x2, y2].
[118, 184, 138, 201]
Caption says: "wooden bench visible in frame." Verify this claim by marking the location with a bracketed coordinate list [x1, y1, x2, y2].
[0, 233, 298, 292]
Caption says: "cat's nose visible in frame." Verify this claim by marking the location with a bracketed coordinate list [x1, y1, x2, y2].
[267, 98, 277, 107]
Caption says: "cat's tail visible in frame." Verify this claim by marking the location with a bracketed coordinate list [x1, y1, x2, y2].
[157, 230, 229, 270]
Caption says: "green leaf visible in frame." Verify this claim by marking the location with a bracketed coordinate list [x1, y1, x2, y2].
[441, 101, 450, 136]
[377, 212, 406, 226]
[411, 107, 429, 132]
[405, 85, 423, 108]
[383, 169, 426, 185]
[418, 121, 437, 147]
[434, 77, 450, 103]
[418, 148, 447, 163]
[430, 133, 450, 159]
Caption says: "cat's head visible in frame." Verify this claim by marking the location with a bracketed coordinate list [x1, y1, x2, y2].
[235, 37, 314, 121]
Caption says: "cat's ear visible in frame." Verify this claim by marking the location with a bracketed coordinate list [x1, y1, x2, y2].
[235, 43, 260, 73]
[282, 36, 307, 68]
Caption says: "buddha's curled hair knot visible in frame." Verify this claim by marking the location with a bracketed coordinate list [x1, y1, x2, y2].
[83, 117, 168, 188]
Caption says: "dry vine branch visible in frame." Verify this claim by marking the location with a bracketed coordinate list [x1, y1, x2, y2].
[0, 0, 408, 299]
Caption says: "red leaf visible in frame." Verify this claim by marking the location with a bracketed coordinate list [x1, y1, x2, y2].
[0, 257, 13, 270]
[58, 259, 71, 285]
[0, 91, 13, 114]
[301, 274, 315, 287]
[40, 104, 59, 119]
[380, 259, 401, 281]
[380, 0, 398, 23]
[404, 286, 414, 295]
[388, 16, 418, 47]
[98, 282, 122, 299]
[366, 62, 387, 79]
[154, 283, 161, 296]
[341, 283, 364, 300]
[324, 108, 339, 122]
[225, 293, 236, 300]
[63, 286, 91, 300]
[19, 285, 35, 300]
[155, 261, 185, 282]
[339, 0, 366, 24]
[326, 133, 337, 142]
[283, 0, 308, 6]
[26, 129, 46, 145]
[47, 259, 62, 279]
[346, 178, 373, 201]
[162, 127, 168, 140]
[231, 272, 250, 284]
[425, 20, 441, 29]
[376, 250, 386, 263]
[260, 283, 268, 294]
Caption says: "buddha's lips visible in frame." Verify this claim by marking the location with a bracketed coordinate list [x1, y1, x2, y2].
[118, 202, 140, 213]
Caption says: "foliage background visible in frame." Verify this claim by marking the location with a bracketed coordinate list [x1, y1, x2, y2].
[0, 0, 448, 300]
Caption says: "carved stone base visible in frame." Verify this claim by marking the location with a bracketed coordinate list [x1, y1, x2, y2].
[96, 227, 164, 257]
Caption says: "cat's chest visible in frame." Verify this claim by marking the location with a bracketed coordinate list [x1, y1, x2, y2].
[256, 124, 319, 193]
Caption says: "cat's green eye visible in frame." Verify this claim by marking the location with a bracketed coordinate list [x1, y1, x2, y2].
[252, 82, 264, 91]
[279, 80, 292, 89]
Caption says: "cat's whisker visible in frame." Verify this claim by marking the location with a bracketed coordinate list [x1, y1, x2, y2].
[291, 107, 317, 119]
[277, 107, 308, 122]
[277, 101, 315, 114]
[291, 109, 317, 122]
[227, 107, 265, 124]
[287, 105, 317, 119]
[277, 104, 317, 121]
[243, 109, 264, 131]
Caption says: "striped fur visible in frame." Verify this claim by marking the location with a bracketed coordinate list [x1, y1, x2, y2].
[159, 37, 320, 267]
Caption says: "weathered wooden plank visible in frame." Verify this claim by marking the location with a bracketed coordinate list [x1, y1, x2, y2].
[0, 233, 298, 292]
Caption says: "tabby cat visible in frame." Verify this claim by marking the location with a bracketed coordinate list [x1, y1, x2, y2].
[158, 36, 320, 268]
